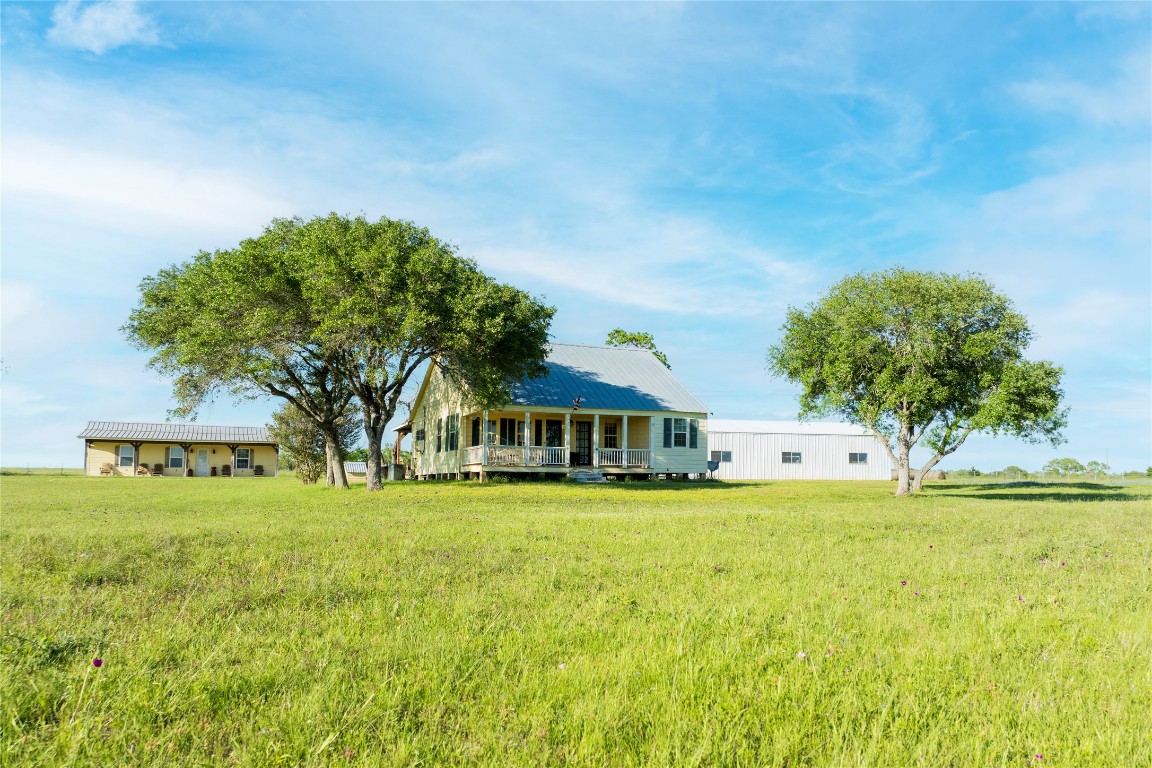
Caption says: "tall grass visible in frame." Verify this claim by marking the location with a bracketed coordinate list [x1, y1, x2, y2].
[2, 476, 1149, 766]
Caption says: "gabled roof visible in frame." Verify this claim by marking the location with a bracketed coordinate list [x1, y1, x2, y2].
[708, 419, 878, 437]
[78, 421, 275, 444]
[508, 343, 707, 413]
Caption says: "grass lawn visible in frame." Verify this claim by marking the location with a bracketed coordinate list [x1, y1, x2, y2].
[2, 475, 1149, 767]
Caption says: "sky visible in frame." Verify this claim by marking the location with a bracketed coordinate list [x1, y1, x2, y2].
[1, 1, 1149, 473]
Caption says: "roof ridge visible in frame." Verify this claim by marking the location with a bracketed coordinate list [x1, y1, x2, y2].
[86, 420, 267, 429]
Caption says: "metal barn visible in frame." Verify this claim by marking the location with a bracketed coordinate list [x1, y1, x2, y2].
[707, 420, 891, 481]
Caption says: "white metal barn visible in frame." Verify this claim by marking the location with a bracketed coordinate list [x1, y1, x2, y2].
[707, 420, 892, 481]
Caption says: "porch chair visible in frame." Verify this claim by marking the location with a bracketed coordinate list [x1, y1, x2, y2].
[99, 463, 114, 476]
[151, 463, 164, 476]
[136, 465, 151, 476]
[253, 465, 264, 477]
[220, 464, 232, 477]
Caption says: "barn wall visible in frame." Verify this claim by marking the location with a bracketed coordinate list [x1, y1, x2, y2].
[708, 431, 891, 480]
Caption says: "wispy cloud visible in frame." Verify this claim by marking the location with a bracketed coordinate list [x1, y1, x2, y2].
[1010, 49, 1151, 127]
[48, 0, 159, 55]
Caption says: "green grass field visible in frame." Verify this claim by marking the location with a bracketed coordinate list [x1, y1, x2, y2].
[2, 476, 1149, 767]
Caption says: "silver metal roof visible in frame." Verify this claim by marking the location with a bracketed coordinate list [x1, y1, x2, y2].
[509, 344, 707, 413]
[78, 421, 275, 444]
[708, 419, 878, 437]
[343, 461, 368, 474]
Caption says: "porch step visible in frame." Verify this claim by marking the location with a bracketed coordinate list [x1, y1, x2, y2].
[569, 469, 608, 484]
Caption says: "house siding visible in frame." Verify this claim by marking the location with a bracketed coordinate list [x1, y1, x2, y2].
[411, 367, 468, 477]
[84, 441, 278, 477]
[649, 414, 709, 474]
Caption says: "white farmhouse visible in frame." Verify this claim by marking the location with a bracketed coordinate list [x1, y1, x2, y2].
[402, 343, 709, 481]
[707, 420, 891, 481]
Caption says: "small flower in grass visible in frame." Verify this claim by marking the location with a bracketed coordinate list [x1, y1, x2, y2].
[92, 658, 103, 668]
[914, 591, 920, 596]
[557, 662, 566, 670]
[1018, 595, 1025, 602]
[901, 580, 907, 586]
[796, 651, 806, 659]
[1033, 754, 1043, 761]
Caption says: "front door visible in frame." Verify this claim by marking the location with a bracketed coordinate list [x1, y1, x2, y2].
[574, 422, 591, 466]
[196, 449, 209, 477]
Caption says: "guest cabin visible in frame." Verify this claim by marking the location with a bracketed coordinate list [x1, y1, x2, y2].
[79, 421, 278, 477]
[400, 343, 709, 481]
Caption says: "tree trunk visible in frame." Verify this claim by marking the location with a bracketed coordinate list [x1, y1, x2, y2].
[364, 419, 387, 492]
[321, 425, 349, 489]
[895, 426, 913, 496]
[911, 453, 946, 493]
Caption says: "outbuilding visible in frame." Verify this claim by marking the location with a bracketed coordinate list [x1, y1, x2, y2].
[706, 419, 891, 481]
[79, 421, 278, 477]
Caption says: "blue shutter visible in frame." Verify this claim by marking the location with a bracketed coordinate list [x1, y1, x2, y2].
[689, 419, 698, 449]
[663, 418, 672, 448]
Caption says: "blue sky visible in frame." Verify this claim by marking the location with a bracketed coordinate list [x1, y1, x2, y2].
[2, 1, 1149, 472]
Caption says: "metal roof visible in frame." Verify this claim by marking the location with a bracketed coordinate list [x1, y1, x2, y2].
[708, 419, 878, 437]
[343, 461, 368, 474]
[508, 344, 707, 413]
[78, 421, 275, 444]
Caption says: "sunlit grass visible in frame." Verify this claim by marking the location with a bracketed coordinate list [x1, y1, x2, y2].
[2, 475, 1149, 766]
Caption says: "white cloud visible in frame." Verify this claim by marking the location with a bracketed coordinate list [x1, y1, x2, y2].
[2, 134, 292, 233]
[1010, 50, 1152, 127]
[48, 0, 159, 55]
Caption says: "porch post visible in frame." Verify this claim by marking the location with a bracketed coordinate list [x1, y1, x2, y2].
[227, 444, 238, 477]
[131, 442, 143, 474]
[482, 410, 489, 466]
[523, 411, 531, 466]
[564, 412, 571, 468]
[592, 414, 600, 468]
[649, 418, 655, 468]
[622, 416, 629, 469]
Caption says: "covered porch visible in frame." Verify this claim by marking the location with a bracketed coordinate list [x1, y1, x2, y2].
[454, 409, 654, 479]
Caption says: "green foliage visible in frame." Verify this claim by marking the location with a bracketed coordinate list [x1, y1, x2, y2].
[2, 476, 1149, 765]
[1001, 465, 1029, 477]
[1044, 457, 1087, 476]
[124, 213, 554, 492]
[268, 403, 360, 485]
[1084, 460, 1110, 478]
[605, 328, 670, 369]
[768, 268, 1066, 495]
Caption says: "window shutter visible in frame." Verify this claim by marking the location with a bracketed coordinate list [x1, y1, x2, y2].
[689, 419, 698, 449]
[663, 418, 672, 448]
[165, 446, 171, 467]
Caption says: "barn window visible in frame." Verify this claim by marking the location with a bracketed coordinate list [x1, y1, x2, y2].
[710, 450, 732, 463]
[166, 446, 184, 469]
[781, 451, 801, 464]
[236, 448, 252, 469]
[849, 452, 868, 464]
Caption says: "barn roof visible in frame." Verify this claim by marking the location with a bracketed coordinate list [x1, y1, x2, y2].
[708, 419, 878, 437]
[508, 344, 707, 413]
[78, 421, 275, 444]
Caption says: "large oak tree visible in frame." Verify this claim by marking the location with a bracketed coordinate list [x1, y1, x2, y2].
[125, 214, 554, 491]
[767, 268, 1067, 495]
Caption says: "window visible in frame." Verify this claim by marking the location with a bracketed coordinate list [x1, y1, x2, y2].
[499, 418, 524, 446]
[445, 414, 459, 452]
[545, 420, 562, 448]
[782, 452, 802, 464]
[710, 450, 732, 463]
[603, 422, 618, 449]
[436, 418, 443, 453]
[117, 445, 134, 467]
[471, 418, 481, 447]
[166, 446, 184, 469]
[415, 428, 426, 443]
[849, 452, 868, 464]
[662, 418, 699, 448]
[236, 448, 252, 470]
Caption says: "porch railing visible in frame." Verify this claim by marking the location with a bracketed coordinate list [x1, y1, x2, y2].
[598, 448, 650, 468]
[463, 445, 484, 465]
[527, 446, 566, 466]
